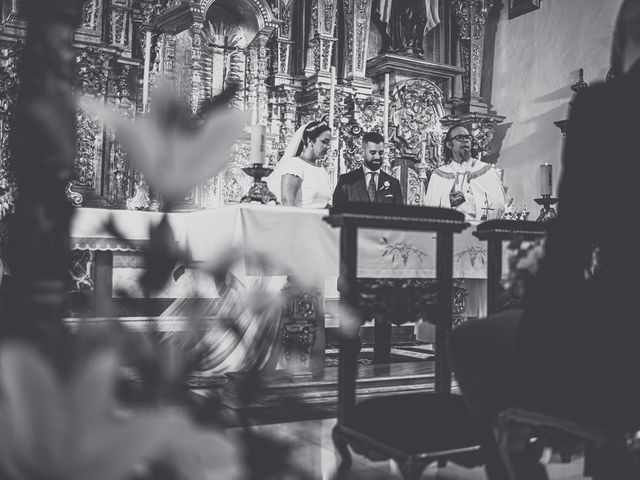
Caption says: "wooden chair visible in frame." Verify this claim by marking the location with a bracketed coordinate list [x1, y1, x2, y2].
[325, 203, 482, 480]
[474, 220, 640, 479]
[496, 407, 640, 480]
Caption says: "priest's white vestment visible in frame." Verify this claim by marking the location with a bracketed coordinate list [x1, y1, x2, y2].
[416, 160, 506, 342]
[424, 160, 506, 220]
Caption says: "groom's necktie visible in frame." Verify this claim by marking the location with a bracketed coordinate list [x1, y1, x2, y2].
[368, 172, 377, 202]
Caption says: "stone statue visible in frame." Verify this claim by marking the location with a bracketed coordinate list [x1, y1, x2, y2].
[374, 0, 441, 56]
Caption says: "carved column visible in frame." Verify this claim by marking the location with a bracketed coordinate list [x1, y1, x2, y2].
[256, 31, 270, 126]
[106, 0, 134, 57]
[188, 17, 206, 113]
[246, 41, 259, 124]
[268, 0, 296, 147]
[309, 0, 338, 79]
[0, 41, 21, 224]
[342, 0, 373, 93]
[5, 0, 85, 358]
[76, 0, 103, 43]
[245, 29, 274, 126]
[72, 48, 112, 207]
[227, 47, 246, 110]
[163, 34, 177, 78]
[271, 0, 295, 84]
[450, 0, 493, 113]
[270, 85, 297, 152]
[139, 22, 155, 111]
[106, 61, 138, 207]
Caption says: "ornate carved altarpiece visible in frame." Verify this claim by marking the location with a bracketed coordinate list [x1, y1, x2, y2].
[0, 0, 508, 393]
[0, 0, 505, 212]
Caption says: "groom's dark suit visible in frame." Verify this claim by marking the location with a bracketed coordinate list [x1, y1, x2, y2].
[332, 166, 403, 364]
[332, 167, 403, 207]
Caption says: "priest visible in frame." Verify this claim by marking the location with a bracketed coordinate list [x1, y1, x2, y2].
[424, 124, 506, 220]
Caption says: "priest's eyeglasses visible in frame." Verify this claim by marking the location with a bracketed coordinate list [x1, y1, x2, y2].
[451, 134, 473, 142]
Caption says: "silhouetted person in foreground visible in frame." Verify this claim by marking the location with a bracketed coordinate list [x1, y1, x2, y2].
[450, 1, 640, 478]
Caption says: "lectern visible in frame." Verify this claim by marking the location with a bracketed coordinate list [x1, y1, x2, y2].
[325, 203, 481, 479]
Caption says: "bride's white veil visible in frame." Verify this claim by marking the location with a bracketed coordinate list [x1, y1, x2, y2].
[267, 123, 308, 202]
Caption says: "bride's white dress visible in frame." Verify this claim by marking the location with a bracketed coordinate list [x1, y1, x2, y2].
[267, 156, 332, 208]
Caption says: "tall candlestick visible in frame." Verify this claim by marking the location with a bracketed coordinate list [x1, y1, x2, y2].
[329, 66, 336, 130]
[540, 163, 552, 196]
[383, 72, 390, 144]
[251, 124, 267, 166]
[142, 29, 152, 112]
[421, 135, 426, 164]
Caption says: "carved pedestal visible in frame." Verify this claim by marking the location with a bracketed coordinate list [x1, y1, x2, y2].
[280, 280, 325, 378]
[367, 53, 464, 97]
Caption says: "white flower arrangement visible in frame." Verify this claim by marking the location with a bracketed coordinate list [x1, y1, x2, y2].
[502, 197, 530, 221]
[502, 237, 546, 302]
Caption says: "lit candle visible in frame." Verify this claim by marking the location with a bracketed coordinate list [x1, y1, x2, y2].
[383, 72, 390, 144]
[421, 135, 426, 164]
[251, 124, 267, 166]
[540, 163, 552, 196]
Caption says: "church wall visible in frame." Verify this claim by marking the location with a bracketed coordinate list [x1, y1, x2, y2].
[490, 0, 623, 214]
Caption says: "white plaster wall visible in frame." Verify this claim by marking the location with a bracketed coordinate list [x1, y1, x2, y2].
[491, 0, 623, 214]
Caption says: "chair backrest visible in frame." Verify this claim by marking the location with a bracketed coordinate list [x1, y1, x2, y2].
[473, 220, 549, 314]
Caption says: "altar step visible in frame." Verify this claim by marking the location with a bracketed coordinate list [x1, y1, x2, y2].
[219, 361, 455, 410]
[63, 316, 440, 412]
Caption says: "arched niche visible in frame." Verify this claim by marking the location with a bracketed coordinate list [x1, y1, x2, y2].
[145, 0, 278, 209]
[202, 0, 277, 44]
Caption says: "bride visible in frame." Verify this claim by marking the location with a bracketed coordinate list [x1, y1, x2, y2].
[268, 120, 332, 208]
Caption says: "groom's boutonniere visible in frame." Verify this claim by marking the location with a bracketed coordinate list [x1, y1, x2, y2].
[381, 180, 391, 191]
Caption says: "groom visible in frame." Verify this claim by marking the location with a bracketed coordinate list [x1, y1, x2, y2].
[332, 131, 403, 207]
[332, 131, 403, 364]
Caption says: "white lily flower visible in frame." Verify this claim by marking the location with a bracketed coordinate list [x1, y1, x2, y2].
[0, 343, 240, 480]
[80, 90, 247, 202]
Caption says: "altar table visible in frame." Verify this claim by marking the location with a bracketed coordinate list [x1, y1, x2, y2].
[70, 205, 510, 373]
[71, 204, 508, 298]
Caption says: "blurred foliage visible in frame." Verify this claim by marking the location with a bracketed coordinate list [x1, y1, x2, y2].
[500, 236, 546, 310]
[0, 342, 241, 480]
[0, 79, 322, 479]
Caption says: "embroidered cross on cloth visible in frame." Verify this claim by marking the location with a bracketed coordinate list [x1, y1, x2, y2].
[480, 192, 494, 220]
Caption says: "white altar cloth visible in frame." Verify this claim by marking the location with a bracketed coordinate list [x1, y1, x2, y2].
[70, 205, 508, 297]
[184, 204, 506, 280]
[70, 208, 187, 251]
